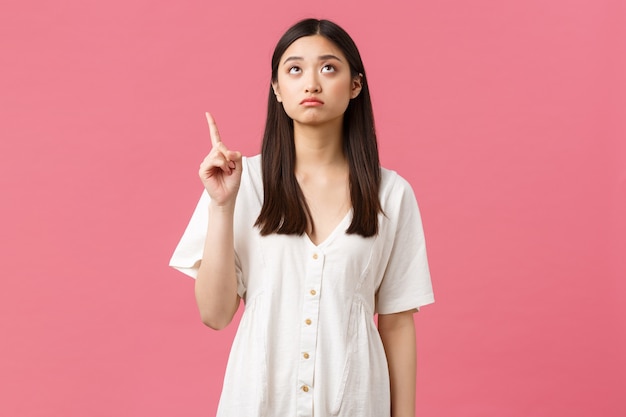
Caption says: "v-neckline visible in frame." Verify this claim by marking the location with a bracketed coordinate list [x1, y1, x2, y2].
[304, 209, 353, 249]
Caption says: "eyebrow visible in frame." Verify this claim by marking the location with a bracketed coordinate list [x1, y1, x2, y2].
[282, 54, 344, 65]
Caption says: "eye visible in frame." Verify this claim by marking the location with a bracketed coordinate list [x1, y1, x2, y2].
[321, 64, 336, 73]
[288, 66, 302, 74]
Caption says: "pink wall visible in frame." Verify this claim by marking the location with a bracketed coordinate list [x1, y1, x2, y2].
[1, 0, 624, 416]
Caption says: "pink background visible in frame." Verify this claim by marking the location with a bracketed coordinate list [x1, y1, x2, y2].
[1, 0, 624, 416]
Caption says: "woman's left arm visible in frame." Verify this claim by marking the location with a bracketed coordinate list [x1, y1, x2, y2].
[378, 310, 417, 417]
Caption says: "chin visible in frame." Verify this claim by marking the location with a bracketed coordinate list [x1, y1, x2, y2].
[294, 118, 331, 128]
[294, 113, 344, 128]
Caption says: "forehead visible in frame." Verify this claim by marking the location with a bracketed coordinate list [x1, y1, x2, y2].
[280, 34, 346, 62]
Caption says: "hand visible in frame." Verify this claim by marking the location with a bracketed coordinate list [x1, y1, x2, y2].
[198, 112, 243, 207]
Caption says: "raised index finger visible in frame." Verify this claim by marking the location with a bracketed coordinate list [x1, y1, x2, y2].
[205, 112, 222, 147]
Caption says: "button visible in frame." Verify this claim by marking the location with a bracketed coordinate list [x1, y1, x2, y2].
[302, 385, 309, 392]
[312, 253, 318, 260]
[303, 352, 310, 359]
[310, 289, 317, 296]
[305, 318, 312, 325]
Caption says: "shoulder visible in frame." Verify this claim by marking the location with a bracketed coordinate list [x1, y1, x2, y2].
[240, 154, 263, 189]
[378, 167, 424, 231]
[379, 167, 416, 205]
[242, 154, 262, 176]
[235, 154, 263, 207]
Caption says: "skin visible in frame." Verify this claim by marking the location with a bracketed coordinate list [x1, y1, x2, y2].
[195, 112, 242, 330]
[196, 34, 418, 416]
[379, 310, 418, 417]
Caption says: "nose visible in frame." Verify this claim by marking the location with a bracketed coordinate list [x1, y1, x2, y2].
[305, 73, 321, 93]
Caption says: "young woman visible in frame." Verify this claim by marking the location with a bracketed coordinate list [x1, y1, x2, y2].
[170, 18, 434, 417]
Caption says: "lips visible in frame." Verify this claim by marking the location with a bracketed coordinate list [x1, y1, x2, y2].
[300, 97, 324, 105]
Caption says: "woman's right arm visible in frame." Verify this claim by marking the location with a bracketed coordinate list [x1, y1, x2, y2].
[195, 112, 243, 330]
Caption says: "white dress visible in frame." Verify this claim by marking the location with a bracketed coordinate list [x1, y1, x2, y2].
[170, 155, 434, 417]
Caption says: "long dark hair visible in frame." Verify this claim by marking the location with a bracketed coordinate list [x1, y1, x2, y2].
[255, 18, 382, 237]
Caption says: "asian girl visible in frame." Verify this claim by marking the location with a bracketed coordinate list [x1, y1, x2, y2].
[170, 18, 434, 417]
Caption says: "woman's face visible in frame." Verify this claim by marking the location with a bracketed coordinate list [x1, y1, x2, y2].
[273, 35, 362, 128]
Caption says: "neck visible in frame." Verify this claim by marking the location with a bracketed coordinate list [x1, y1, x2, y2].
[293, 118, 346, 170]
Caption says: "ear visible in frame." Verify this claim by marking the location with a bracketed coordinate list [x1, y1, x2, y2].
[350, 73, 363, 99]
[272, 81, 282, 103]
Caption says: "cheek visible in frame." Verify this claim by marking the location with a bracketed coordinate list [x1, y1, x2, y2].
[277, 83, 300, 103]
[328, 82, 353, 104]
[327, 76, 352, 93]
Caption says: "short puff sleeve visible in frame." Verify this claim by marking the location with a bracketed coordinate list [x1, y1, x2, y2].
[375, 175, 434, 314]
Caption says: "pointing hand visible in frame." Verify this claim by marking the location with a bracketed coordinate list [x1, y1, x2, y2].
[198, 112, 243, 207]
